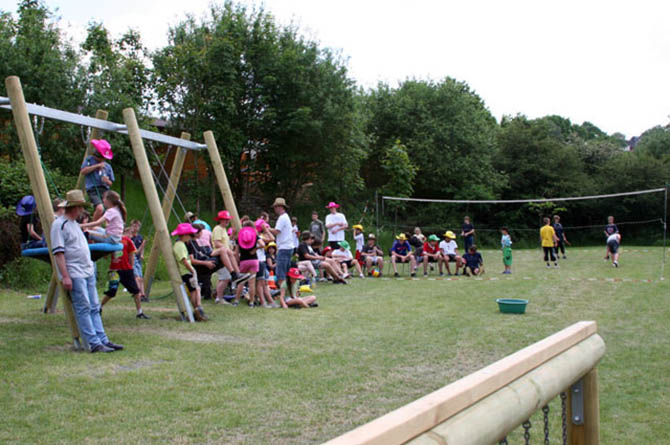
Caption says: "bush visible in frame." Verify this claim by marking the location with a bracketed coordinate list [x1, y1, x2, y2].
[0, 206, 22, 270]
[0, 256, 52, 290]
[0, 157, 76, 208]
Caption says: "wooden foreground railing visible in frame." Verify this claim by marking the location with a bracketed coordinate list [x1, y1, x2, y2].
[325, 321, 605, 445]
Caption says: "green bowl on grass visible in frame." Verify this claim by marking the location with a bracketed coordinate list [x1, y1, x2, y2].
[496, 298, 529, 314]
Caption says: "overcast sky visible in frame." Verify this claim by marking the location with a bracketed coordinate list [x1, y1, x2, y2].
[7, 0, 670, 137]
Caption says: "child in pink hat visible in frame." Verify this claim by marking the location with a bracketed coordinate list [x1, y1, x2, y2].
[80, 139, 115, 222]
[171, 223, 208, 321]
[232, 223, 264, 307]
[211, 210, 250, 302]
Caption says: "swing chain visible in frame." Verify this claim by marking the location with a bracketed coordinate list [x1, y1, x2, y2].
[32, 115, 45, 136]
[522, 419, 531, 445]
[561, 392, 568, 445]
[80, 125, 91, 146]
[542, 405, 550, 445]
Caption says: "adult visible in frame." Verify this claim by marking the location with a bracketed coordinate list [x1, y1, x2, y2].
[361, 234, 384, 275]
[17, 195, 44, 249]
[51, 189, 122, 353]
[461, 216, 475, 253]
[269, 197, 293, 290]
[309, 211, 326, 243]
[439, 231, 462, 276]
[80, 139, 114, 222]
[391, 233, 417, 277]
[325, 201, 348, 250]
[604, 216, 619, 260]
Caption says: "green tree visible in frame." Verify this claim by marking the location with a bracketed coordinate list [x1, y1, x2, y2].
[635, 126, 670, 160]
[379, 140, 417, 209]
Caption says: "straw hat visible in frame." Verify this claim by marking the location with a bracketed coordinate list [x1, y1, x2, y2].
[62, 189, 91, 208]
[272, 197, 289, 209]
[184, 211, 195, 221]
[352, 224, 363, 231]
[91, 139, 113, 160]
[171, 223, 197, 236]
[445, 231, 456, 239]
[396, 233, 407, 241]
[368, 233, 376, 239]
[265, 241, 277, 251]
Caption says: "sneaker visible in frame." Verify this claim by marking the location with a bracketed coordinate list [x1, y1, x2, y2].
[359, 274, 365, 279]
[232, 273, 252, 288]
[91, 344, 114, 353]
[136, 312, 150, 320]
[423, 273, 428, 278]
[104, 341, 124, 351]
[196, 306, 209, 321]
[546, 263, 551, 268]
[563, 256, 567, 259]
[344, 273, 351, 279]
[248, 302, 254, 308]
[308, 302, 319, 308]
[439, 273, 445, 277]
[140, 295, 150, 303]
[613, 261, 619, 268]
[394, 272, 399, 277]
[263, 304, 272, 308]
[271, 302, 280, 308]
[554, 263, 559, 268]
[231, 301, 239, 307]
[411, 272, 416, 277]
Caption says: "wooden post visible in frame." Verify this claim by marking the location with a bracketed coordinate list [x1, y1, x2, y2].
[123, 108, 194, 322]
[203, 131, 241, 230]
[144, 134, 190, 298]
[5, 76, 81, 348]
[568, 368, 600, 445]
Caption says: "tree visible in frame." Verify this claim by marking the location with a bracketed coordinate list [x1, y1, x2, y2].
[635, 126, 670, 160]
[379, 140, 417, 210]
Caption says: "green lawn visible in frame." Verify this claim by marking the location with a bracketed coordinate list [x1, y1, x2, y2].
[1, 247, 668, 444]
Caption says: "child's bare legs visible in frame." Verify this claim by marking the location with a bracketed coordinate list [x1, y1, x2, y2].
[391, 254, 399, 274]
[135, 276, 145, 297]
[353, 260, 364, 276]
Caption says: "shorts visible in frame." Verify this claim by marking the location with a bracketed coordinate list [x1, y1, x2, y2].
[104, 269, 140, 298]
[256, 261, 268, 280]
[341, 259, 353, 268]
[502, 247, 512, 266]
[181, 273, 199, 292]
[393, 255, 412, 263]
[133, 257, 143, 278]
[365, 256, 380, 265]
[276, 249, 293, 282]
[328, 241, 343, 250]
[311, 260, 322, 270]
[86, 186, 109, 208]
[217, 267, 231, 281]
[607, 240, 619, 254]
[240, 259, 259, 274]
[444, 254, 457, 262]
[424, 256, 438, 263]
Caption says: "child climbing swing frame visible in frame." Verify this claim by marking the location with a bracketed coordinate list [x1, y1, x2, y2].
[2, 76, 243, 347]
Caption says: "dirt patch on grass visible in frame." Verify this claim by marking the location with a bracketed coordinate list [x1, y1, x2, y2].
[158, 330, 270, 346]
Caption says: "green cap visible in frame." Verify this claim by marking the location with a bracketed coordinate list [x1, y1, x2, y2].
[338, 240, 350, 250]
[428, 234, 440, 241]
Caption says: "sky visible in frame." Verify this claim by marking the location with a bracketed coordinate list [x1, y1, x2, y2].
[5, 0, 670, 137]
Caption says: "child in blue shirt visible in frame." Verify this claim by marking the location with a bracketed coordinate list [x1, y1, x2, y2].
[500, 227, 512, 274]
[391, 233, 417, 277]
[462, 245, 484, 277]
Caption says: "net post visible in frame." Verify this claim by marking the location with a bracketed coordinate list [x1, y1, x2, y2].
[663, 183, 668, 274]
[143, 134, 190, 298]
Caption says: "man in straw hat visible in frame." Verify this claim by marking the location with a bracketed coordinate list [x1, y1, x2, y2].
[439, 230, 463, 276]
[390, 233, 417, 277]
[51, 189, 123, 353]
[269, 197, 293, 290]
[80, 139, 114, 222]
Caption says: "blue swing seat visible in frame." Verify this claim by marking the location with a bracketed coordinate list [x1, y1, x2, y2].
[22, 243, 123, 264]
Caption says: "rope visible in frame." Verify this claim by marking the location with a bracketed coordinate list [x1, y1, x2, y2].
[147, 141, 188, 216]
[150, 167, 183, 224]
[383, 188, 667, 204]
[32, 116, 61, 198]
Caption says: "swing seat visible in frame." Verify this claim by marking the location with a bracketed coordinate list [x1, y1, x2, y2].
[22, 243, 123, 264]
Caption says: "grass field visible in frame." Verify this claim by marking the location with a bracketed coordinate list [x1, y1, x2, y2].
[1, 246, 668, 444]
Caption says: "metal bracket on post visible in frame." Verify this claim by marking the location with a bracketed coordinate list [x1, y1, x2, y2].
[571, 378, 585, 425]
[179, 284, 195, 323]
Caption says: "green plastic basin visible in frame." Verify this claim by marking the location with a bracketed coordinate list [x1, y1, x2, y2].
[496, 298, 529, 314]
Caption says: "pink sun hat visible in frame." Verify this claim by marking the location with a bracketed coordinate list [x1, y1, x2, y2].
[238, 226, 257, 249]
[171, 223, 197, 236]
[255, 218, 267, 233]
[215, 210, 232, 221]
[325, 201, 340, 209]
[91, 139, 113, 160]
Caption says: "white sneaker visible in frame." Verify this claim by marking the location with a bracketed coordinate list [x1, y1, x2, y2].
[359, 274, 365, 279]
[613, 261, 619, 268]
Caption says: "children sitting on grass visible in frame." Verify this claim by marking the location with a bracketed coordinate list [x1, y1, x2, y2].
[500, 227, 512, 274]
[462, 245, 484, 277]
[102, 226, 149, 319]
[391, 233, 417, 277]
[439, 231, 462, 276]
[278, 267, 318, 309]
[422, 234, 441, 277]
[172, 223, 208, 321]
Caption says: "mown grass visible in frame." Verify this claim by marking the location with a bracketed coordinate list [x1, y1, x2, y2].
[0, 246, 668, 444]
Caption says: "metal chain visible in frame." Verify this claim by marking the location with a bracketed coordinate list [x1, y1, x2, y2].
[498, 437, 508, 445]
[80, 125, 91, 146]
[561, 392, 568, 445]
[523, 419, 531, 445]
[542, 405, 550, 445]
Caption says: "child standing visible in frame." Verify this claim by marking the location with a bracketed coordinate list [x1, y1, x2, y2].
[233, 225, 260, 307]
[500, 227, 512, 274]
[102, 226, 149, 319]
[172, 223, 208, 321]
[130, 220, 147, 301]
[540, 217, 559, 268]
[461, 216, 476, 253]
[462, 245, 484, 276]
[80, 190, 125, 244]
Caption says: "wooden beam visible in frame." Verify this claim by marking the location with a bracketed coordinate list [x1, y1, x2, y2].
[144, 135, 190, 298]
[408, 335, 605, 444]
[5, 76, 81, 348]
[325, 321, 599, 445]
[203, 131, 241, 230]
[123, 108, 193, 322]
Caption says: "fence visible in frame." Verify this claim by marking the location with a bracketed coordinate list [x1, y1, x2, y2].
[325, 321, 604, 445]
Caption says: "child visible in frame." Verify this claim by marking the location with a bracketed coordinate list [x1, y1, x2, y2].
[540, 217, 559, 268]
[233, 224, 260, 307]
[439, 231, 462, 276]
[332, 240, 364, 278]
[462, 245, 484, 276]
[80, 139, 114, 222]
[604, 216, 619, 260]
[461, 216, 475, 253]
[53, 198, 65, 218]
[500, 227, 512, 274]
[422, 235, 441, 277]
[77, 210, 91, 242]
[607, 233, 622, 267]
[102, 226, 149, 319]
[255, 219, 278, 308]
[171, 223, 208, 321]
[361, 234, 384, 276]
[17, 195, 45, 249]
[130, 220, 147, 301]
[553, 215, 568, 259]
[278, 267, 318, 309]
[391, 233, 417, 277]
[291, 216, 300, 252]
[211, 210, 251, 300]
[353, 224, 365, 261]
[80, 190, 125, 244]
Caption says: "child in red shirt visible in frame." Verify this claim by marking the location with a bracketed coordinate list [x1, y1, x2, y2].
[102, 226, 149, 319]
[422, 235, 442, 277]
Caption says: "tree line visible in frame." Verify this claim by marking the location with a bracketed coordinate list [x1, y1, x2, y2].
[1, 0, 669, 243]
